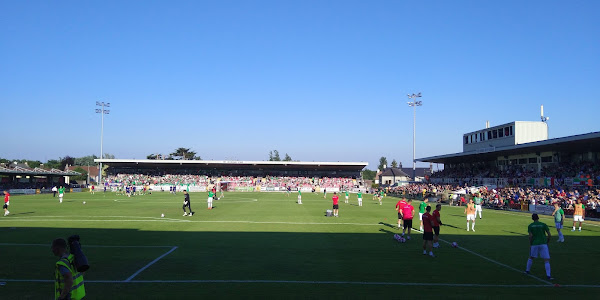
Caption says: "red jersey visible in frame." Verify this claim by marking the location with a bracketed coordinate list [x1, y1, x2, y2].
[401, 204, 414, 220]
[332, 195, 339, 205]
[4, 192, 10, 203]
[395, 200, 406, 211]
[422, 212, 433, 232]
[432, 210, 441, 227]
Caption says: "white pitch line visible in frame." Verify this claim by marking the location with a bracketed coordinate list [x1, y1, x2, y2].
[124, 246, 178, 282]
[0, 218, 383, 226]
[0, 243, 175, 248]
[482, 209, 600, 228]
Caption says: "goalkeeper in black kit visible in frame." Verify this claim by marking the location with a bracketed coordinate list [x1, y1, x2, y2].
[183, 191, 194, 216]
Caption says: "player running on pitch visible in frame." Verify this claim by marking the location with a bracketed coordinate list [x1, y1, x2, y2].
[552, 202, 565, 242]
[465, 199, 476, 232]
[182, 191, 194, 216]
[3, 191, 10, 216]
[525, 213, 553, 280]
[432, 204, 443, 248]
[419, 198, 429, 231]
[572, 199, 585, 232]
[378, 189, 384, 205]
[58, 186, 66, 203]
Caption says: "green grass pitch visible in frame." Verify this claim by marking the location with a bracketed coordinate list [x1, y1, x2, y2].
[1, 191, 599, 299]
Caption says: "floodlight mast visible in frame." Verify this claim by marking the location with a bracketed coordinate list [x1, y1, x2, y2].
[95, 102, 110, 184]
[407, 93, 422, 181]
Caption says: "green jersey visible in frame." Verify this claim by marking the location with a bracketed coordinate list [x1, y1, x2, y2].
[345, 191, 349, 197]
[380, 190, 384, 196]
[419, 202, 427, 213]
[298, 191, 302, 196]
[474, 197, 482, 205]
[357, 192, 362, 199]
[528, 221, 550, 246]
[208, 191, 215, 198]
[58, 187, 65, 194]
[554, 208, 564, 223]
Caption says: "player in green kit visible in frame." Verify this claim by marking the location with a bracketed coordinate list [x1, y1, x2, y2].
[474, 193, 483, 219]
[525, 213, 553, 280]
[418, 198, 429, 231]
[58, 186, 66, 203]
[344, 191, 349, 204]
[552, 202, 565, 242]
[297, 190, 302, 204]
[357, 191, 363, 207]
[378, 190, 384, 205]
[207, 190, 214, 210]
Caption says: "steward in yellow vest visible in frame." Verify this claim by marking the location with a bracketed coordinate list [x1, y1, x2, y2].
[52, 238, 86, 300]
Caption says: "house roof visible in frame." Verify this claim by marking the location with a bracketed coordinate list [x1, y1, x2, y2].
[380, 168, 411, 178]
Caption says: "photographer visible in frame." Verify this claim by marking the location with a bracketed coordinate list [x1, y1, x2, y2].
[51, 238, 86, 300]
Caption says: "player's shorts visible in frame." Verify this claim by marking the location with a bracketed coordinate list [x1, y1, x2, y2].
[467, 214, 475, 221]
[530, 244, 550, 259]
[298, 196, 302, 200]
[59, 193, 64, 198]
[2, 203, 7, 209]
[476, 205, 482, 212]
[555, 222, 563, 229]
[419, 212, 423, 220]
[433, 226, 440, 235]
[573, 215, 584, 222]
[398, 213, 403, 220]
[345, 196, 349, 200]
[333, 204, 339, 209]
[403, 219, 413, 229]
[208, 197, 213, 202]
[423, 232, 434, 240]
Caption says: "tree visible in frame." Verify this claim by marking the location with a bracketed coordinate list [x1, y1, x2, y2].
[170, 148, 196, 160]
[72, 167, 88, 182]
[391, 159, 398, 168]
[147, 154, 158, 160]
[268, 150, 281, 161]
[362, 169, 376, 180]
[103, 153, 115, 159]
[44, 159, 61, 169]
[74, 155, 98, 166]
[60, 156, 75, 169]
[283, 153, 292, 161]
[378, 157, 388, 171]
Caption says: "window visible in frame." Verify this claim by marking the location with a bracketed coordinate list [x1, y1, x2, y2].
[509, 126, 513, 136]
[518, 158, 527, 164]
[528, 157, 537, 164]
[488, 131, 492, 140]
[465, 136, 469, 144]
[505, 127, 510, 136]
[541, 156, 552, 163]
[493, 130, 498, 139]
[498, 128, 504, 138]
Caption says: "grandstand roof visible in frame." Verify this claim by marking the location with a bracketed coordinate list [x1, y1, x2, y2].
[0, 166, 81, 176]
[417, 131, 600, 164]
[94, 159, 368, 171]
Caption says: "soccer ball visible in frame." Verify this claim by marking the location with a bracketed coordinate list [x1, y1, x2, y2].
[82, 201, 86, 205]
[161, 213, 165, 218]
[451, 242, 458, 248]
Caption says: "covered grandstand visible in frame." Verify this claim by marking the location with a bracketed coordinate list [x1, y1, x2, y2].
[0, 163, 81, 193]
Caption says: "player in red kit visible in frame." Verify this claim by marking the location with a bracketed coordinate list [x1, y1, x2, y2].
[422, 206, 435, 257]
[401, 199, 415, 239]
[332, 192, 339, 217]
[3, 191, 10, 216]
[395, 198, 407, 230]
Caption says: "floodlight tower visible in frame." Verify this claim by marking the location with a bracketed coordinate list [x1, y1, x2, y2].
[407, 93, 422, 181]
[95, 101, 110, 184]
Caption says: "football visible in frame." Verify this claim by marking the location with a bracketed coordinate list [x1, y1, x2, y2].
[161, 213, 165, 218]
[451, 242, 458, 248]
[83, 201, 86, 204]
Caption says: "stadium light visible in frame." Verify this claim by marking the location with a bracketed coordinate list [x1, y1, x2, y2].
[96, 101, 110, 184]
[407, 93, 422, 181]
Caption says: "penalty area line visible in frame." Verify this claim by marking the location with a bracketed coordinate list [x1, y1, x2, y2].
[124, 246, 178, 282]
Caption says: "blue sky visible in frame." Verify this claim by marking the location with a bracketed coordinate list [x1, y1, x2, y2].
[1, 0, 599, 170]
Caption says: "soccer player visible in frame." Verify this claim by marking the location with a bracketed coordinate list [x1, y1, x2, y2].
[401, 199, 415, 239]
[58, 186, 65, 203]
[474, 193, 483, 219]
[422, 206, 435, 257]
[286, 186, 291, 197]
[419, 198, 429, 231]
[378, 190, 384, 205]
[297, 190, 302, 204]
[465, 199, 476, 231]
[551, 202, 565, 242]
[90, 185, 95, 195]
[395, 198, 407, 229]
[357, 191, 363, 207]
[332, 192, 339, 217]
[432, 204, 443, 248]
[525, 213, 553, 280]
[571, 199, 585, 232]
[3, 191, 10, 216]
[323, 188, 327, 199]
[207, 190, 214, 210]
[345, 190, 349, 204]
[182, 191, 193, 216]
